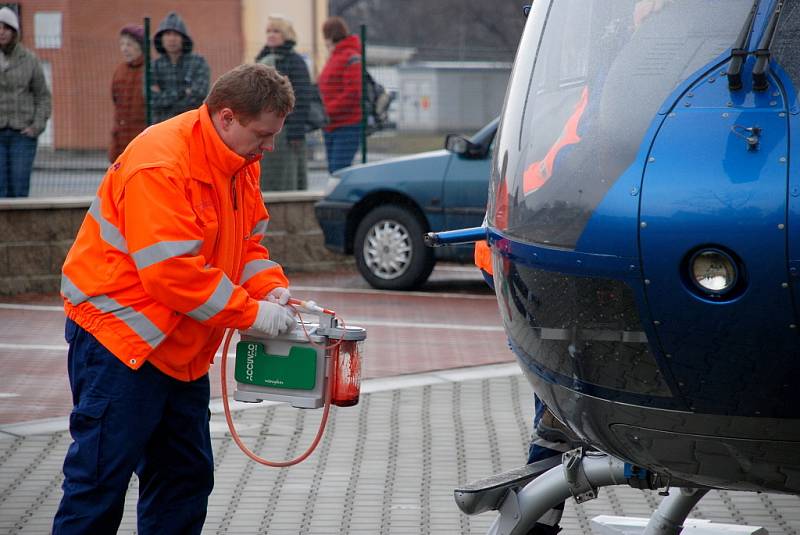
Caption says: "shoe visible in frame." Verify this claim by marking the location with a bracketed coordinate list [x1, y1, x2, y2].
[536, 408, 580, 444]
[526, 522, 562, 535]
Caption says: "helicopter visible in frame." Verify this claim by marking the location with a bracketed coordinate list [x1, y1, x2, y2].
[426, 0, 800, 533]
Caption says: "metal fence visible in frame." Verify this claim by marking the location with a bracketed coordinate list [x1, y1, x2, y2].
[1, 5, 512, 198]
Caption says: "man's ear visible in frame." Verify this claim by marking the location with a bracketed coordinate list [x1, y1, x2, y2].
[219, 108, 235, 130]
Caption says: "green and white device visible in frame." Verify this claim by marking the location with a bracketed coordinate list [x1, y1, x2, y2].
[234, 320, 329, 409]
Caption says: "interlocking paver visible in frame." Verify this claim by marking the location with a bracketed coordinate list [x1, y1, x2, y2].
[2, 373, 799, 534]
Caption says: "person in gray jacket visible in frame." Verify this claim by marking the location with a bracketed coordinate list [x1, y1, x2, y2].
[0, 7, 51, 197]
[150, 12, 210, 124]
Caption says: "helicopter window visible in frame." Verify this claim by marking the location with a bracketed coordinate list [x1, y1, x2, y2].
[773, 0, 800, 93]
[494, 0, 754, 249]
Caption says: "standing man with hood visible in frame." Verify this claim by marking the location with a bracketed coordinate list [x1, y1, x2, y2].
[0, 6, 51, 197]
[151, 11, 210, 124]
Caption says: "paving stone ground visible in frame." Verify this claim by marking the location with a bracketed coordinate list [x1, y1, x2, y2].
[2, 372, 800, 534]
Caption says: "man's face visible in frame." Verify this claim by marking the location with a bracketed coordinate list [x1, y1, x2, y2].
[161, 30, 183, 55]
[0, 23, 15, 47]
[218, 108, 286, 162]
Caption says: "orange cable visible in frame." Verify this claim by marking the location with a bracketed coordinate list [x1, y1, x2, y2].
[219, 316, 337, 467]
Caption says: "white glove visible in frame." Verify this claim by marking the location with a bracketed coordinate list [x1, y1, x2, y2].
[267, 287, 291, 305]
[250, 301, 295, 337]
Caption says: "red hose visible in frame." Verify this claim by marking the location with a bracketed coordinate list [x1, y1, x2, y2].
[219, 327, 334, 467]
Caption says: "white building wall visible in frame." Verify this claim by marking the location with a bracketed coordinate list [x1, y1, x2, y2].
[396, 64, 510, 131]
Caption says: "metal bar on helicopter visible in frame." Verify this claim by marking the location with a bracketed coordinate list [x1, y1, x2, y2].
[424, 226, 487, 247]
[752, 0, 785, 91]
[727, 0, 760, 90]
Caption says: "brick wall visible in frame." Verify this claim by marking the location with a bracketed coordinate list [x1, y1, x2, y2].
[0, 192, 348, 296]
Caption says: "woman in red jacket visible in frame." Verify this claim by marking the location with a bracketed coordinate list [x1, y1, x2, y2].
[318, 17, 362, 173]
[109, 25, 147, 162]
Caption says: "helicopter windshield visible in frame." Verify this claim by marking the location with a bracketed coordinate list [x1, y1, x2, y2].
[490, 0, 753, 249]
[773, 0, 800, 91]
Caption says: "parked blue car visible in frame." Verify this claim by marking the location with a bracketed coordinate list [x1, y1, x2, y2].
[314, 118, 498, 290]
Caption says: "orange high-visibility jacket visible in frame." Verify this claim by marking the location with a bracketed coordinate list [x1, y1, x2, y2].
[61, 105, 289, 381]
[474, 240, 493, 276]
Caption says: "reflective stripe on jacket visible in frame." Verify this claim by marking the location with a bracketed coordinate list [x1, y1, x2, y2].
[62, 105, 289, 381]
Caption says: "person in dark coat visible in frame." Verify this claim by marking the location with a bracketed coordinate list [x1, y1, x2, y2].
[318, 17, 362, 174]
[109, 24, 146, 162]
[150, 12, 210, 124]
[255, 15, 311, 191]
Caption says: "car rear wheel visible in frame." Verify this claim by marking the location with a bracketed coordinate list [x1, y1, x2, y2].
[354, 205, 435, 290]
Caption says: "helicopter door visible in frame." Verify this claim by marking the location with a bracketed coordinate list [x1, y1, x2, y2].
[638, 86, 795, 416]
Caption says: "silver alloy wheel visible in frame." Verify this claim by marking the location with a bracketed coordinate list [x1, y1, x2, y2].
[362, 218, 413, 280]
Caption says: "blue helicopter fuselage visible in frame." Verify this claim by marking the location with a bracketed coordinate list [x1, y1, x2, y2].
[487, 0, 800, 492]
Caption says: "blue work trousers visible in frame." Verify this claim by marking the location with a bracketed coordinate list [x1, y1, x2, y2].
[0, 127, 37, 197]
[324, 124, 361, 174]
[53, 319, 214, 535]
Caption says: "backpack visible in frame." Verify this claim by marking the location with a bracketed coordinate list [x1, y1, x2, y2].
[364, 70, 395, 135]
[305, 84, 330, 133]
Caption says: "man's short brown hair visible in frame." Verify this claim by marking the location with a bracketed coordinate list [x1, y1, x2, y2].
[322, 16, 349, 43]
[205, 63, 295, 124]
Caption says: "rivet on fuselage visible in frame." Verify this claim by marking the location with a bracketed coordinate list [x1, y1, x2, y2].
[791, 324, 797, 329]
[782, 282, 789, 288]
[722, 112, 729, 118]
[640, 221, 648, 228]
[653, 320, 661, 326]
[644, 279, 651, 285]
[778, 223, 786, 230]
[779, 157, 787, 163]
[648, 156, 656, 163]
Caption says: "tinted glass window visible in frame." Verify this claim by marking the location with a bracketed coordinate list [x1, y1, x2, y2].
[491, 0, 752, 248]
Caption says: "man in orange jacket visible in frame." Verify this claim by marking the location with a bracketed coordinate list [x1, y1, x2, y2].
[53, 64, 297, 534]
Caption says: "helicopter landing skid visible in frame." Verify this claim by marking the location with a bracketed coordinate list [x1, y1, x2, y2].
[457, 448, 763, 535]
[593, 486, 766, 534]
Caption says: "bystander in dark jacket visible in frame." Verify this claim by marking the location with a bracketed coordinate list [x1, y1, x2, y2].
[0, 6, 51, 197]
[255, 15, 311, 191]
[151, 12, 210, 124]
[109, 24, 146, 162]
